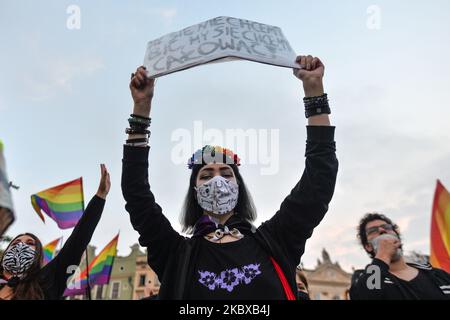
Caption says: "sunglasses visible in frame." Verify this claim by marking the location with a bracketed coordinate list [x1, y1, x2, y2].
[365, 223, 394, 236]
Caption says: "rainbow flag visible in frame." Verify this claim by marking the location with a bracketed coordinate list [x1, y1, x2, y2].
[430, 180, 450, 272]
[64, 234, 119, 297]
[43, 237, 62, 265]
[31, 178, 84, 229]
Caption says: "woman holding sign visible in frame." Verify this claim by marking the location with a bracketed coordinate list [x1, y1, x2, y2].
[0, 165, 110, 300]
[122, 55, 338, 299]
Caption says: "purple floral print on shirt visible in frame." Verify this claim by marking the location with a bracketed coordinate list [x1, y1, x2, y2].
[241, 263, 262, 284]
[198, 263, 261, 292]
[198, 270, 219, 290]
[219, 268, 241, 292]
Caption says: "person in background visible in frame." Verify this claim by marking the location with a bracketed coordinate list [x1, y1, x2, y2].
[0, 164, 110, 300]
[350, 212, 450, 300]
[295, 265, 310, 300]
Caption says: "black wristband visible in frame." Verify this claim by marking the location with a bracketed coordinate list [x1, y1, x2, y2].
[303, 93, 331, 118]
[305, 105, 331, 118]
[126, 138, 149, 144]
[128, 117, 151, 128]
[303, 93, 328, 104]
[130, 113, 151, 121]
[129, 122, 150, 131]
[125, 128, 150, 135]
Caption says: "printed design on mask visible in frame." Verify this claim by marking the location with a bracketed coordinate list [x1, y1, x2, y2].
[198, 263, 261, 292]
[2, 242, 36, 278]
[195, 176, 239, 215]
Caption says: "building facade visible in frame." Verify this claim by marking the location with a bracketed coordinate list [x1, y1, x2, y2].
[303, 249, 352, 300]
[67, 243, 160, 300]
[133, 252, 160, 299]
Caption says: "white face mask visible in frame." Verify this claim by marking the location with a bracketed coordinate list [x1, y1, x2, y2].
[369, 233, 403, 261]
[195, 175, 239, 215]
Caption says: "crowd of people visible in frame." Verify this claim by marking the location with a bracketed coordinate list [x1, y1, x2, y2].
[1, 54, 449, 300]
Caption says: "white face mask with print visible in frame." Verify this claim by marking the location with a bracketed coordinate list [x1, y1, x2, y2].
[195, 175, 239, 215]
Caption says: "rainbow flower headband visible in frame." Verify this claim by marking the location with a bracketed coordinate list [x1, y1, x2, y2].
[187, 145, 241, 169]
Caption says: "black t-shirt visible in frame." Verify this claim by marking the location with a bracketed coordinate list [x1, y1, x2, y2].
[187, 235, 286, 299]
[396, 269, 445, 300]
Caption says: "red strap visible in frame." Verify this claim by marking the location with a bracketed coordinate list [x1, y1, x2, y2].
[270, 257, 296, 300]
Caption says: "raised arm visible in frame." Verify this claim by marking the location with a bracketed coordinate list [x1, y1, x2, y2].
[297, 55, 330, 126]
[42, 164, 110, 298]
[122, 67, 184, 277]
[259, 55, 338, 268]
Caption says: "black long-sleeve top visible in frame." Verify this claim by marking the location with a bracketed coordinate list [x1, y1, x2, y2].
[122, 126, 338, 299]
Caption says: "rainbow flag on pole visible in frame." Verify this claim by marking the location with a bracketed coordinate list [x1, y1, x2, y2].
[430, 180, 450, 273]
[63, 234, 119, 297]
[31, 178, 84, 229]
[43, 237, 62, 265]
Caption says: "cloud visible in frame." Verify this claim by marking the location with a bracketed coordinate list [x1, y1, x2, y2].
[8, 29, 106, 102]
[159, 8, 177, 20]
[406, 238, 429, 249]
[0, 95, 6, 111]
[144, 7, 177, 26]
[396, 215, 415, 233]
[22, 54, 104, 101]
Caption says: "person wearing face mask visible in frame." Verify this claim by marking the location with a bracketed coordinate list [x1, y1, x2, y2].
[350, 213, 450, 300]
[295, 266, 310, 300]
[0, 164, 110, 300]
[121, 54, 338, 299]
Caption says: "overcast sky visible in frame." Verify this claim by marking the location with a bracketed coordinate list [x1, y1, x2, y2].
[1, 0, 450, 272]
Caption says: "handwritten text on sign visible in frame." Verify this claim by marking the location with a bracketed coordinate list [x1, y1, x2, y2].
[144, 16, 298, 78]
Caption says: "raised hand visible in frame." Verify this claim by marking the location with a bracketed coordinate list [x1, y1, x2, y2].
[130, 66, 155, 118]
[375, 236, 402, 265]
[96, 164, 111, 200]
[293, 55, 325, 98]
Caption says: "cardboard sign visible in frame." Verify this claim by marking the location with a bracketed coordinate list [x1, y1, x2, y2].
[0, 140, 15, 237]
[143, 16, 300, 78]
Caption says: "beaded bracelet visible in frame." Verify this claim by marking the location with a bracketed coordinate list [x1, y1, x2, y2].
[125, 128, 150, 135]
[305, 106, 331, 118]
[303, 93, 331, 118]
[303, 93, 328, 105]
[126, 141, 149, 147]
[128, 117, 151, 127]
[131, 114, 151, 121]
[126, 138, 149, 144]
[125, 135, 150, 147]
[125, 115, 151, 146]
[128, 122, 150, 132]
